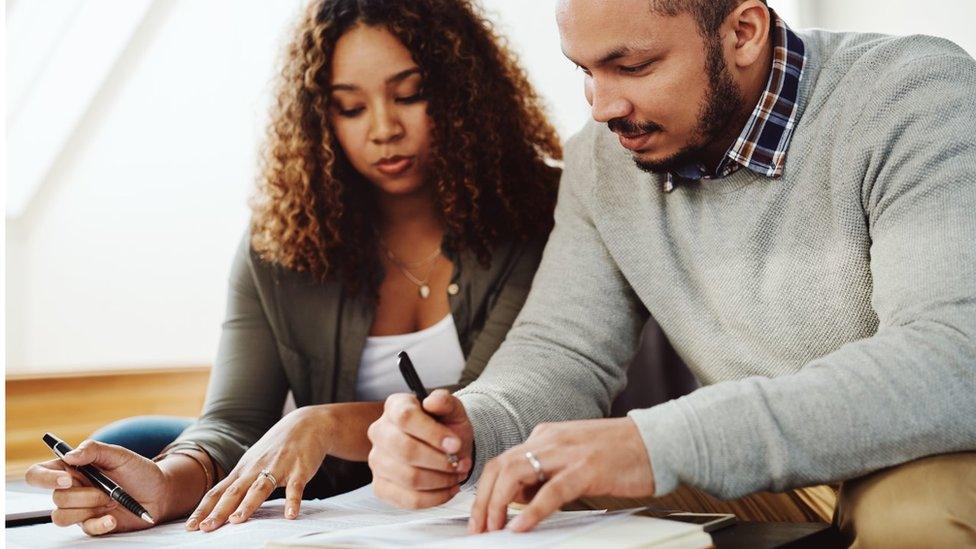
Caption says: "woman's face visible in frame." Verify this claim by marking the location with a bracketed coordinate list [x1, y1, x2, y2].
[328, 24, 433, 196]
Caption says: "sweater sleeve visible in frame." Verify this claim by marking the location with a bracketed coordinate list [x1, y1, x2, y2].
[456, 127, 650, 482]
[169, 235, 289, 476]
[629, 50, 976, 497]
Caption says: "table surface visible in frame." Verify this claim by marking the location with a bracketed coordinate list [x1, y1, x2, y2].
[711, 521, 843, 548]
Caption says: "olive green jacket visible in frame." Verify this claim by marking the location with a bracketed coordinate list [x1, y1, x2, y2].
[172, 232, 545, 483]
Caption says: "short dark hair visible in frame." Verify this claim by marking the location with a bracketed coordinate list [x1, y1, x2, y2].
[651, 0, 767, 36]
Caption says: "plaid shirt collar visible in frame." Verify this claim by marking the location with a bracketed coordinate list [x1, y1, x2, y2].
[663, 10, 805, 192]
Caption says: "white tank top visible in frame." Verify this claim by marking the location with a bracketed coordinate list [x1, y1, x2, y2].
[354, 314, 466, 402]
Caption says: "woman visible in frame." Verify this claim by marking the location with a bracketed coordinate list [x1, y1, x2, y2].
[25, 0, 560, 536]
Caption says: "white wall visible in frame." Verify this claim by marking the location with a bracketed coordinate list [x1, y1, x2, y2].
[6, 0, 305, 372]
[809, 0, 976, 58]
[6, 0, 974, 373]
[480, 0, 589, 140]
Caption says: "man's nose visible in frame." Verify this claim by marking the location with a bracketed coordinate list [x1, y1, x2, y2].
[587, 77, 631, 123]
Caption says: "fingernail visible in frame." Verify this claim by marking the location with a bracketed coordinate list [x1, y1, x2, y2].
[103, 516, 115, 529]
[508, 515, 526, 531]
[201, 518, 214, 529]
[185, 518, 198, 530]
[57, 475, 72, 488]
[468, 517, 477, 533]
[442, 437, 460, 453]
[229, 512, 241, 522]
[286, 507, 297, 519]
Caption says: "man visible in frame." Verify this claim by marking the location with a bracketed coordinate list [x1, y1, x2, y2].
[366, 0, 976, 545]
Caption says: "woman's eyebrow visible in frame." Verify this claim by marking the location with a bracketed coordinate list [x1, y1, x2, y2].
[385, 67, 421, 84]
[330, 67, 421, 92]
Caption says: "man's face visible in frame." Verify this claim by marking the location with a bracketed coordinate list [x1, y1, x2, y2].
[557, 0, 744, 173]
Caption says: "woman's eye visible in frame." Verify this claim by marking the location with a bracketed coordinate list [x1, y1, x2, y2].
[395, 92, 424, 104]
[336, 106, 364, 118]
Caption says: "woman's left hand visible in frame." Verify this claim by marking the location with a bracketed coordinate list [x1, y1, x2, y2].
[188, 405, 334, 532]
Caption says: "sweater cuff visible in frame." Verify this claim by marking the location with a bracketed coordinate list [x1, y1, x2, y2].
[457, 391, 526, 487]
[627, 399, 703, 496]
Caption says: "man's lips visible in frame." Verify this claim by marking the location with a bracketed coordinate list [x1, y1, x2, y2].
[616, 132, 657, 152]
[374, 155, 415, 176]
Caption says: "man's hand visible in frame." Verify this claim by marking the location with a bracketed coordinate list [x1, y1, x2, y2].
[367, 390, 474, 508]
[469, 417, 655, 533]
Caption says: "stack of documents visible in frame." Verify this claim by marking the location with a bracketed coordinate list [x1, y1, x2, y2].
[4, 484, 711, 548]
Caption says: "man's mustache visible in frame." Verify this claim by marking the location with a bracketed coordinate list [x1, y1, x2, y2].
[607, 118, 663, 137]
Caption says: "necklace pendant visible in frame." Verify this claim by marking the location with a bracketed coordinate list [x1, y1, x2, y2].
[419, 285, 431, 299]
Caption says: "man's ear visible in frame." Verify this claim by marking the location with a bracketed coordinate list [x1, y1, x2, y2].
[726, 0, 771, 69]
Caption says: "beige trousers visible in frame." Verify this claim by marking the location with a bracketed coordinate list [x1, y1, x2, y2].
[581, 452, 976, 548]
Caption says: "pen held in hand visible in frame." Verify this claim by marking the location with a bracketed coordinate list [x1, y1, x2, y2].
[396, 351, 461, 468]
[42, 433, 155, 525]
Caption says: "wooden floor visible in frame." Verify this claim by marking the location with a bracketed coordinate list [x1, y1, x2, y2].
[5, 366, 210, 478]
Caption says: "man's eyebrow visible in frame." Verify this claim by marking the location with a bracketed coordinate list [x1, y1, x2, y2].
[597, 47, 631, 66]
[563, 46, 659, 69]
[330, 67, 422, 92]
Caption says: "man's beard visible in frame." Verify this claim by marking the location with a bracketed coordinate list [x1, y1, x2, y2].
[629, 39, 745, 175]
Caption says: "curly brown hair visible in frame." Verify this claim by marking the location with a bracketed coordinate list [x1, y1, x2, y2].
[250, 0, 562, 294]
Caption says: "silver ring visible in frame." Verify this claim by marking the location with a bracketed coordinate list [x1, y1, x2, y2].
[524, 451, 546, 483]
[258, 468, 278, 488]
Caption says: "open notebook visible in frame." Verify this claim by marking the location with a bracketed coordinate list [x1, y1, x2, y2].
[5, 484, 711, 548]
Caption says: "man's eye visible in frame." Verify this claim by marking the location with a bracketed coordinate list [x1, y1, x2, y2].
[620, 61, 653, 74]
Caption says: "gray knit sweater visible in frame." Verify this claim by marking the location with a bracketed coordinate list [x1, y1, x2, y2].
[456, 29, 976, 498]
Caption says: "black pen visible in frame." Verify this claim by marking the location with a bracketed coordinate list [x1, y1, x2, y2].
[397, 351, 460, 468]
[43, 433, 155, 524]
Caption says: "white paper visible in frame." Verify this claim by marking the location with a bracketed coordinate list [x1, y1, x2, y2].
[272, 509, 616, 548]
[4, 485, 473, 548]
[5, 491, 55, 513]
[4, 491, 55, 521]
[4, 485, 709, 549]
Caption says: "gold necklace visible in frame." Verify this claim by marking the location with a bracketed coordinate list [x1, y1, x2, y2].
[382, 243, 441, 269]
[383, 243, 442, 299]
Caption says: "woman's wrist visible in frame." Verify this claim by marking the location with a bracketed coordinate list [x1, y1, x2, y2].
[308, 403, 339, 455]
[307, 401, 384, 461]
[154, 453, 212, 521]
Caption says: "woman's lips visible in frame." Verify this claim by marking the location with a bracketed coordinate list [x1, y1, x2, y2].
[617, 132, 656, 152]
[375, 155, 415, 176]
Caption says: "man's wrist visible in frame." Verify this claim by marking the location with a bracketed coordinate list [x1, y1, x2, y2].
[461, 441, 476, 484]
[620, 416, 656, 496]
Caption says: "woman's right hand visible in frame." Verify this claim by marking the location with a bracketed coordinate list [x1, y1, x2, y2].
[25, 440, 171, 536]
